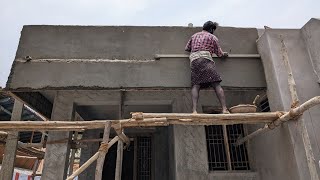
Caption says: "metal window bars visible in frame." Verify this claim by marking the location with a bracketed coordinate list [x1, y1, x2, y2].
[137, 137, 152, 180]
[205, 124, 250, 171]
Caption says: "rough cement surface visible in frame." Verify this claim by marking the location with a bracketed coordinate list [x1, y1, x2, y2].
[7, 25, 265, 90]
[301, 18, 320, 83]
[7, 57, 265, 89]
[15, 26, 259, 60]
[42, 92, 74, 180]
[256, 27, 320, 180]
[208, 172, 258, 180]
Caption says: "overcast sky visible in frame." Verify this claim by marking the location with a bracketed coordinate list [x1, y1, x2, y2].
[1, 0, 319, 87]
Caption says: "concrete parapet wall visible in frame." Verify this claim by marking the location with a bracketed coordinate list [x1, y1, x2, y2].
[6, 25, 265, 90]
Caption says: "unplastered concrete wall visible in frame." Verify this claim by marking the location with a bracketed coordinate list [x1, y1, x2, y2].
[6, 25, 266, 90]
[255, 20, 320, 180]
[301, 18, 320, 83]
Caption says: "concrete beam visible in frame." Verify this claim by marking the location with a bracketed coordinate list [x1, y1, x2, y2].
[8, 57, 265, 90]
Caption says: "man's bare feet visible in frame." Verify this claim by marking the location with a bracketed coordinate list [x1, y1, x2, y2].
[192, 111, 198, 114]
[222, 109, 230, 114]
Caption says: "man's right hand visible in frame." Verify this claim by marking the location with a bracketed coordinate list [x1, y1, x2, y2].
[222, 52, 229, 58]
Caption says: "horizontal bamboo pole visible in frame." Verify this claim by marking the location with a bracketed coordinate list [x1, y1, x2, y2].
[0, 118, 167, 131]
[132, 112, 282, 121]
[0, 112, 282, 131]
[236, 96, 320, 145]
[15, 155, 38, 160]
[0, 131, 8, 136]
[154, 54, 261, 60]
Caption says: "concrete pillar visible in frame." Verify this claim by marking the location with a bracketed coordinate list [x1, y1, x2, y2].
[0, 100, 23, 180]
[42, 92, 74, 180]
[154, 127, 169, 180]
[78, 129, 100, 180]
[171, 92, 208, 180]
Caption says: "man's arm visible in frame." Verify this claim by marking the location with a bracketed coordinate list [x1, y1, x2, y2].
[185, 38, 192, 52]
[212, 36, 228, 58]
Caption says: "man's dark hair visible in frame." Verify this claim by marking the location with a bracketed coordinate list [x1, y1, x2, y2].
[203, 21, 219, 33]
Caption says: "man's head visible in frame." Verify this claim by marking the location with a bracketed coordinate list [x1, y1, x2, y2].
[203, 21, 219, 34]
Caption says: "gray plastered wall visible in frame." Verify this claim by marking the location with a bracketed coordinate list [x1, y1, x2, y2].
[255, 19, 320, 180]
[6, 25, 264, 90]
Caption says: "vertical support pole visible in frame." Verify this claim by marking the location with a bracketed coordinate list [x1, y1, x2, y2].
[31, 159, 40, 180]
[115, 90, 124, 180]
[95, 122, 112, 180]
[68, 131, 79, 176]
[0, 100, 23, 180]
[222, 125, 232, 170]
[40, 131, 46, 145]
[30, 131, 35, 143]
[42, 93, 74, 180]
[115, 140, 124, 180]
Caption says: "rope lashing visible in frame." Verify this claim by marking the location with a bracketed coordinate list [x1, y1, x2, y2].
[98, 142, 109, 153]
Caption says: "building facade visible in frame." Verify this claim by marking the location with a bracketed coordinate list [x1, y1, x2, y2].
[5, 18, 320, 180]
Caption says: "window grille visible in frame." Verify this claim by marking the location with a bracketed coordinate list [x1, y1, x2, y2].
[260, 98, 270, 112]
[205, 124, 250, 171]
[137, 137, 152, 180]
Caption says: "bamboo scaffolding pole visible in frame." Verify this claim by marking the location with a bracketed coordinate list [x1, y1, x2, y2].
[68, 132, 79, 176]
[222, 125, 232, 170]
[0, 131, 8, 136]
[95, 122, 111, 180]
[236, 96, 320, 145]
[66, 136, 119, 180]
[27, 137, 135, 147]
[0, 118, 168, 131]
[115, 140, 124, 180]
[131, 112, 281, 121]
[0, 112, 282, 131]
[235, 124, 269, 146]
[31, 159, 40, 180]
[0, 100, 317, 137]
